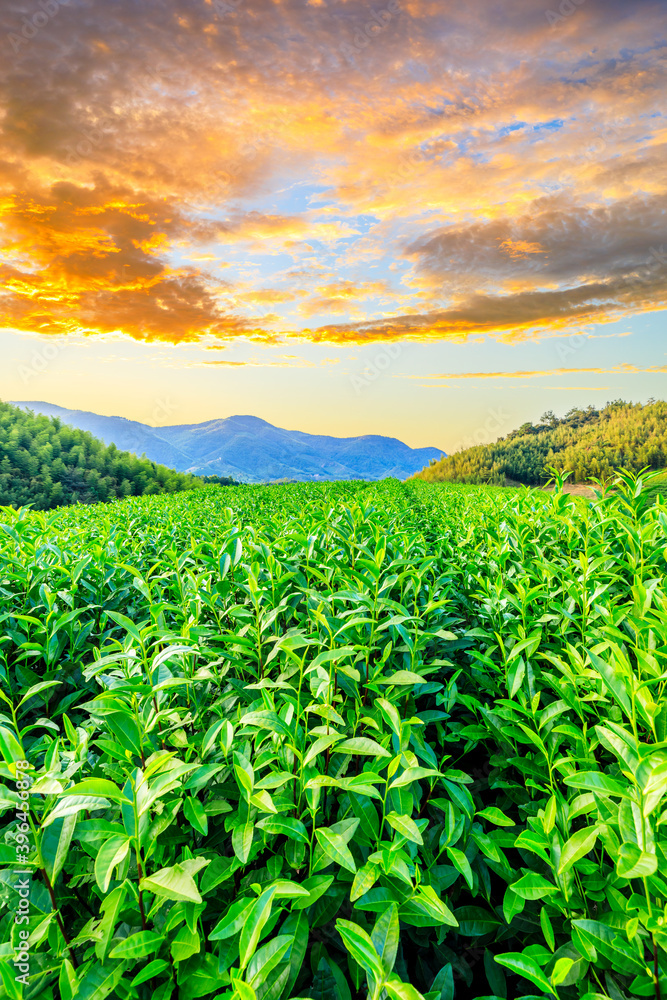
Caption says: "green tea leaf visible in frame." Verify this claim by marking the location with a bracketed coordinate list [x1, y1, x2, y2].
[316, 828, 357, 873]
[564, 772, 629, 798]
[61, 778, 125, 801]
[572, 920, 646, 976]
[378, 671, 426, 685]
[494, 953, 553, 994]
[239, 886, 278, 969]
[558, 825, 599, 875]
[385, 811, 423, 845]
[109, 930, 164, 960]
[58, 959, 79, 1000]
[240, 710, 292, 739]
[41, 813, 77, 884]
[336, 738, 391, 758]
[171, 925, 200, 962]
[445, 847, 474, 891]
[385, 979, 427, 1000]
[510, 873, 558, 900]
[390, 766, 440, 788]
[0, 726, 24, 765]
[372, 903, 400, 973]
[336, 919, 384, 981]
[140, 863, 202, 903]
[130, 960, 170, 987]
[183, 795, 208, 836]
[453, 906, 502, 936]
[94, 834, 131, 893]
[617, 842, 658, 878]
[476, 807, 515, 827]
[95, 884, 127, 962]
[292, 874, 335, 911]
[76, 961, 127, 1000]
[351, 862, 380, 902]
[106, 711, 143, 757]
[17, 680, 61, 709]
[232, 820, 255, 863]
[402, 887, 458, 928]
[209, 897, 255, 940]
[257, 815, 309, 843]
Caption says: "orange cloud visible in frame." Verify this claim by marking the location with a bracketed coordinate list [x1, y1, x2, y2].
[0, 0, 665, 345]
[238, 288, 304, 304]
[297, 279, 396, 318]
[498, 239, 547, 260]
[0, 183, 262, 342]
[301, 271, 667, 344]
[399, 364, 667, 381]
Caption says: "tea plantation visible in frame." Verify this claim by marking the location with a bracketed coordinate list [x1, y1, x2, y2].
[0, 475, 665, 1000]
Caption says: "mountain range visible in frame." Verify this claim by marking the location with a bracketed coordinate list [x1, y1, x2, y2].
[11, 402, 445, 483]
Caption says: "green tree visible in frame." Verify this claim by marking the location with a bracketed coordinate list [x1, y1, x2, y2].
[0, 401, 208, 510]
[414, 399, 667, 486]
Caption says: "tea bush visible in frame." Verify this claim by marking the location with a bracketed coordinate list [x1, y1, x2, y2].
[1, 474, 666, 1000]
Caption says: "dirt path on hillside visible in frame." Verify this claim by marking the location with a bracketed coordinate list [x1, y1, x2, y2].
[540, 483, 597, 498]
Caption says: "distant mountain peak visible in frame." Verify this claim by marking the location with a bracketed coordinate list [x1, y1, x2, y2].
[226, 414, 272, 426]
[10, 401, 446, 483]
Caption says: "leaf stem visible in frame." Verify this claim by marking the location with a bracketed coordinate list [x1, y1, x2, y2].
[41, 867, 78, 968]
[136, 849, 148, 931]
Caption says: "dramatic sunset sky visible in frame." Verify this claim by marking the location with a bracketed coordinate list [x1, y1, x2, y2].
[1, 0, 666, 450]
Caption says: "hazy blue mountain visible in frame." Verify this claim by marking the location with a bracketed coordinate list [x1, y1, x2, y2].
[10, 401, 190, 470]
[11, 402, 445, 483]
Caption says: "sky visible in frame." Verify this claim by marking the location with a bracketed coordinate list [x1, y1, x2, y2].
[0, 0, 666, 452]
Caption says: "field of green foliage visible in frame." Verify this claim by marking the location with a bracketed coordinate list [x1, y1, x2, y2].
[1, 474, 667, 1000]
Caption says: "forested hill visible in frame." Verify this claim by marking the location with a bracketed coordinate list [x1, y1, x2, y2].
[413, 399, 667, 486]
[0, 400, 206, 509]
